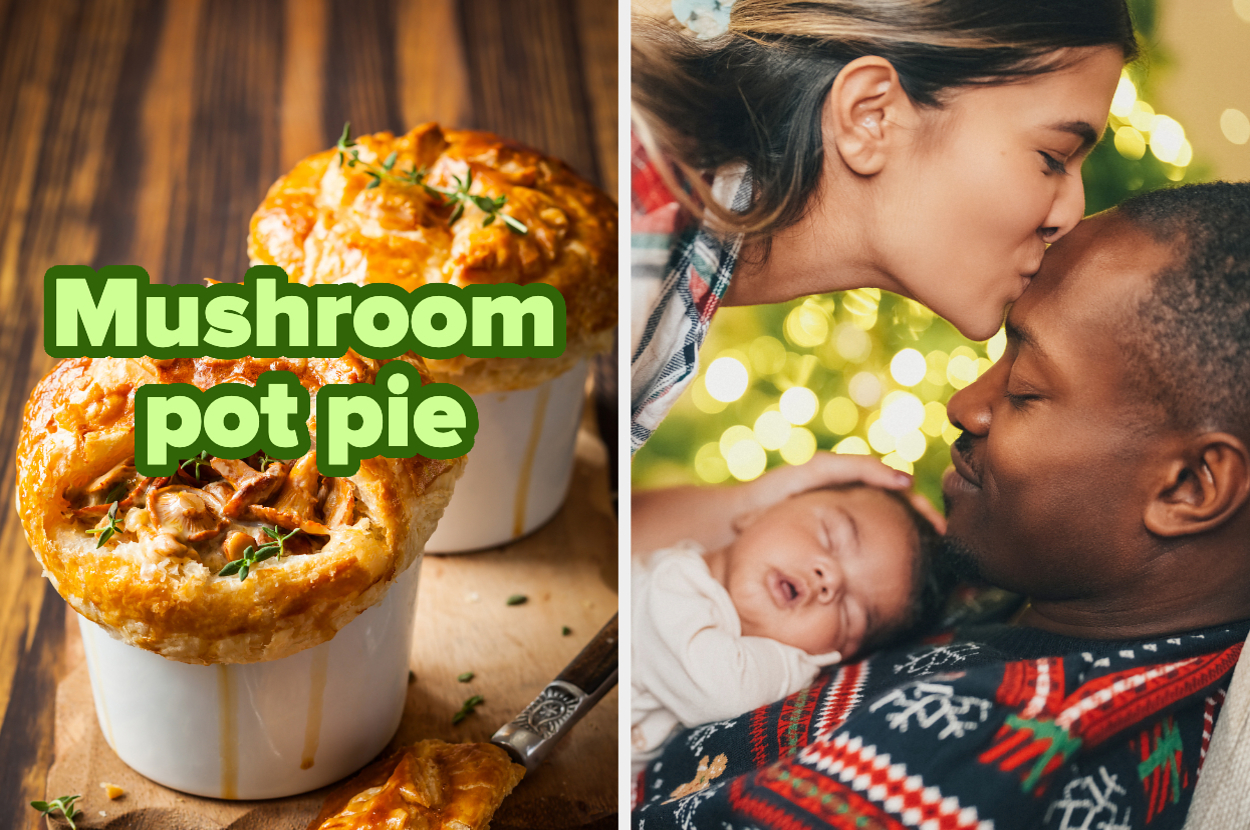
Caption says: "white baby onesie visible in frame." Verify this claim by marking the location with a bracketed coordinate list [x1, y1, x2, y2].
[630, 541, 843, 774]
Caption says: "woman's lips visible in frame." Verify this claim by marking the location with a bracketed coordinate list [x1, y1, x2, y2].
[767, 568, 804, 608]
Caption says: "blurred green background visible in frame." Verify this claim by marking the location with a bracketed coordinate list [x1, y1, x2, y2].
[632, 0, 1249, 508]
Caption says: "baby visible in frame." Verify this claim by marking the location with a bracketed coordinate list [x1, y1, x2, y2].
[630, 484, 944, 772]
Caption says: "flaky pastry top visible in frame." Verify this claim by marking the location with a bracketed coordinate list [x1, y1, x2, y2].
[249, 124, 617, 392]
[308, 740, 525, 830]
[17, 354, 465, 664]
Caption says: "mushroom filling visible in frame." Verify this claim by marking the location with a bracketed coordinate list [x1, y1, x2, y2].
[67, 451, 358, 572]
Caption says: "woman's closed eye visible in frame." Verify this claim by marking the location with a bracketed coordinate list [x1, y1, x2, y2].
[1039, 151, 1069, 175]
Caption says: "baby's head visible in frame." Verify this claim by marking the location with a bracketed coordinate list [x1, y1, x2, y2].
[705, 484, 944, 659]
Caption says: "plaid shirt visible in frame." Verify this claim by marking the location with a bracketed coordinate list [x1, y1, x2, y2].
[630, 132, 752, 454]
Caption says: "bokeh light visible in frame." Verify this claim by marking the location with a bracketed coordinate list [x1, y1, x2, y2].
[705, 356, 749, 402]
[634, 49, 1206, 514]
[754, 410, 792, 450]
[720, 424, 754, 457]
[880, 392, 925, 436]
[834, 436, 870, 455]
[1221, 109, 1250, 145]
[822, 397, 858, 435]
[780, 427, 817, 466]
[725, 438, 767, 481]
[986, 328, 1006, 362]
[848, 372, 882, 406]
[835, 323, 872, 363]
[779, 387, 818, 425]
[890, 348, 927, 386]
[694, 442, 729, 483]
[749, 335, 787, 375]
[785, 301, 831, 348]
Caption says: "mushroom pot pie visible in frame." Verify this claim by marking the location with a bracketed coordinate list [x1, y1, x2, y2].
[248, 123, 618, 394]
[17, 353, 465, 665]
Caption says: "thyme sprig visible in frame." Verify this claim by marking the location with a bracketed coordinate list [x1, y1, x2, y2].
[423, 169, 529, 235]
[218, 525, 301, 581]
[256, 451, 283, 468]
[335, 123, 527, 235]
[180, 450, 212, 479]
[31, 795, 83, 829]
[452, 694, 485, 725]
[87, 502, 122, 548]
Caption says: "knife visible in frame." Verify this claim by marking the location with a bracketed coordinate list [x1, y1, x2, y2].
[491, 613, 619, 772]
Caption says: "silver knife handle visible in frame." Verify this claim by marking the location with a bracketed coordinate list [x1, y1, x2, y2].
[492, 613, 618, 772]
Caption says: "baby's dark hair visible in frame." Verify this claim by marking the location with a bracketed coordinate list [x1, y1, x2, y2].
[868, 489, 951, 652]
[811, 484, 951, 655]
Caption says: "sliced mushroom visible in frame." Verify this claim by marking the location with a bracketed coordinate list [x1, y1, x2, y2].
[87, 459, 135, 495]
[323, 478, 357, 528]
[271, 451, 319, 518]
[149, 485, 229, 543]
[221, 529, 261, 562]
[248, 504, 330, 536]
[73, 475, 167, 518]
[211, 457, 288, 519]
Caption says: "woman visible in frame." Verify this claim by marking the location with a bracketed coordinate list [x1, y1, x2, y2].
[631, 0, 1136, 544]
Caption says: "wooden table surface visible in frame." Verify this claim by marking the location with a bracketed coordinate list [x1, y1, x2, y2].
[0, 1, 618, 827]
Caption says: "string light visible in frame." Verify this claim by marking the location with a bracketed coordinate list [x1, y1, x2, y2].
[634, 62, 1201, 507]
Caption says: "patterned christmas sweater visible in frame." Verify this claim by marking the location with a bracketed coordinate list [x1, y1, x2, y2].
[632, 619, 1249, 830]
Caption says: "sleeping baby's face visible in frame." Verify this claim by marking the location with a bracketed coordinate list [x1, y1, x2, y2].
[704, 487, 919, 659]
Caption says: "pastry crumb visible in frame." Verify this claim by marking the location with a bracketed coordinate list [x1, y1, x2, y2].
[100, 782, 125, 799]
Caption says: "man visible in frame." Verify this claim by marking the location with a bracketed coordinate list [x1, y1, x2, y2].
[633, 182, 1250, 829]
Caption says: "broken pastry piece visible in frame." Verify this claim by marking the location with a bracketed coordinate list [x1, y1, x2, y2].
[16, 353, 465, 665]
[308, 740, 525, 830]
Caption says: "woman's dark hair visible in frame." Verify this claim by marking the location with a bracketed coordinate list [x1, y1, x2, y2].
[633, 0, 1138, 238]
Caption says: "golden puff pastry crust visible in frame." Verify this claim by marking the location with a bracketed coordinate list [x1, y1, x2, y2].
[308, 740, 525, 830]
[249, 123, 617, 393]
[17, 354, 465, 665]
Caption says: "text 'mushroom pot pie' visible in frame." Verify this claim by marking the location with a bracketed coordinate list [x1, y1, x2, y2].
[17, 353, 465, 665]
[248, 123, 617, 394]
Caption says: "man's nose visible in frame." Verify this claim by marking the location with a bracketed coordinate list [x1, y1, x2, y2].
[946, 357, 1007, 437]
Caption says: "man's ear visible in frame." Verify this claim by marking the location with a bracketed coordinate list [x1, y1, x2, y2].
[1145, 433, 1250, 537]
[823, 56, 916, 176]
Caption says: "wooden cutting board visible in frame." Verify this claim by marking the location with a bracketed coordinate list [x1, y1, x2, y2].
[42, 425, 619, 829]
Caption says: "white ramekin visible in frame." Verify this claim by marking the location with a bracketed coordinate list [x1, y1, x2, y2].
[77, 561, 421, 800]
[424, 359, 588, 553]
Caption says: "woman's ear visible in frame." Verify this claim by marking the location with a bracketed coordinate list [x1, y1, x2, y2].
[824, 56, 915, 176]
[1144, 433, 1250, 537]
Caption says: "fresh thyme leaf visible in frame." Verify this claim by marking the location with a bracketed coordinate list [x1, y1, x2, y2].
[457, 671, 474, 683]
[506, 594, 527, 606]
[31, 794, 83, 830]
[180, 450, 212, 479]
[103, 481, 129, 505]
[218, 526, 301, 581]
[256, 451, 282, 468]
[452, 694, 485, 725]
[562, 626, 572, 636]
[87, 502, 122, 548]
[331, 122, 527, 234]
